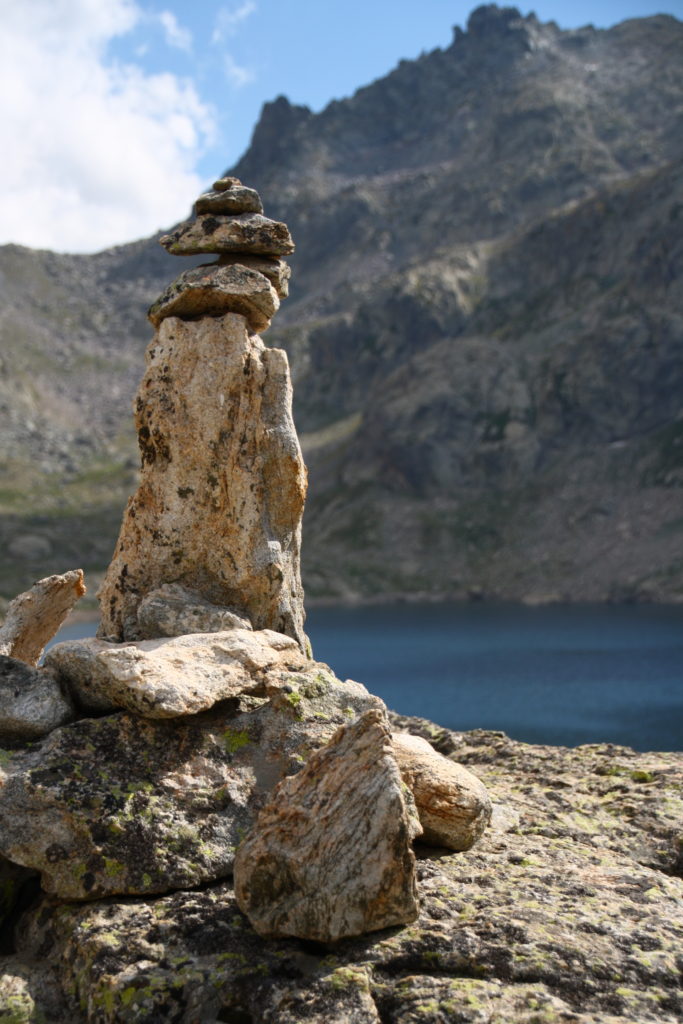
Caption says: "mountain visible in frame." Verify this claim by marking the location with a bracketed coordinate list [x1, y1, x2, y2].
[1, 4, 683, 607]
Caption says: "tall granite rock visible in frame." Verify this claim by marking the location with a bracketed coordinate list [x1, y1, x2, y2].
[97, 179, 308, 651]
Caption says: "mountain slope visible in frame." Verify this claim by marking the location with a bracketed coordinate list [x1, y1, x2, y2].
[1, 5, 682, 606]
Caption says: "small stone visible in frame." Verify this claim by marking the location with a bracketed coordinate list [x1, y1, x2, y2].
[213, 176, 242, 191]
[137, 583, 252, 639]
[160, 213, 295, 257]
[392, 731, 492, 850]
[147, 263, 279, 333]
[217, 254, 291, 299]
[0, 656, 74, 741]
[44, 629, 306, 719]
[196, 186, 263, 216]
[234, 709, 422, 941]
[0, 570, 86, 667]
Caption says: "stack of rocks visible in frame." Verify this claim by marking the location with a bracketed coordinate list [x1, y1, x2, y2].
[0, 177, 493, 1018]
[97, 177, 307, 651]
[149, 176, 293, 333]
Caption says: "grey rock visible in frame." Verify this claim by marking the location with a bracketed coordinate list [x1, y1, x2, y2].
[147, 262, 279, 333]
[136, 583, 252, 638]
[159, 212, 295, 257]
[0, 656, 74, 741]
[195, 185, 263, 216]
[44, 628, 305, 719]
[234, 709, 421, 941]
[0, 663, 382, 899]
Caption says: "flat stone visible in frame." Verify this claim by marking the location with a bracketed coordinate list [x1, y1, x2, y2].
[159, 212, 295, 257]
[234, 709, 422, 941]
[0, 570, 86, 667]
[392, 731, 492, 850]
[136, 583, 252, 639]
[0, 656, 74, 741]
[0, 664, 382, 899]
[147, 262, 279, 333]
[195, 185, 263, 216]
[97, 314, 308, 651]
[44, 629, 305, 719]
[217, 253, 291, 298]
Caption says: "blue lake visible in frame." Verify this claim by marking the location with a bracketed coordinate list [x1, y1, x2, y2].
[51, 603, 683, 752]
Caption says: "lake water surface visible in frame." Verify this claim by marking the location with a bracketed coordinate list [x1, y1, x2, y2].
[51, 603, 683, 752]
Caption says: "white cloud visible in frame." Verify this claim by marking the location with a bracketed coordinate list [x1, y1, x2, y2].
[0, 0, 215, 253]
[212, 1, 256, 44]
[223, 54, 255, 88]
[158, 10, 192, 52]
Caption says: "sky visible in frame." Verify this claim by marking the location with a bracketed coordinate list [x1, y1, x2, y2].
[0, 0, 680, 254]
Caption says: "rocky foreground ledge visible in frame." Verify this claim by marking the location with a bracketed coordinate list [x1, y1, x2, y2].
[0, 715, 681, 1023]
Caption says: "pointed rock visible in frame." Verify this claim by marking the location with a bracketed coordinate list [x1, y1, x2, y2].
[0, 570, 86, 667]
[148, 262, 279, 332]
[44, 629, 305, 719]
[97, 313, 308, 650]
[234, 709, 422, 941]
[160, 212, 295, 257]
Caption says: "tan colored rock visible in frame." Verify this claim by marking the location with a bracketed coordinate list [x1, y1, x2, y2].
[0, 570, 86, 666]
[136, 583, 252, 638]
[160, 212, 295, 257]
[392, 731, 492, 850]
[234, 709, 422, 941]
[217, 254, 291, 298]
[45, 628, 305, 719]
[97, 313, 308, 650]
[195, 185, 263, 215]
[212, 175, 242, 191]
[147, 263, 279, 333]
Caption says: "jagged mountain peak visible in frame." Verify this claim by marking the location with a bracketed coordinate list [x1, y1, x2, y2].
[1, 8, 682, 607]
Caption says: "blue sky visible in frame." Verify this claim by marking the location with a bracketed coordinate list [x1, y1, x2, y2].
[0, 0, 680, 252]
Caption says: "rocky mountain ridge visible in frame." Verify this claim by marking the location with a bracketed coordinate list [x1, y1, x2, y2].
[1, 4, 683, 605]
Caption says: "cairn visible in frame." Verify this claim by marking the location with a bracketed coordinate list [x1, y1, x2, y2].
[97, 177, 308, 652]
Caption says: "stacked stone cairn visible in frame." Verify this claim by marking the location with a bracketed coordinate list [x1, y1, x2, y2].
[0, 181, 491, 996]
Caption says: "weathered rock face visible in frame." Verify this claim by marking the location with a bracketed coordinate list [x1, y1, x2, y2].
[7, 720, 681, 1023]
[0, 657, 74, 741]
[44, 628, 305, 719]
[0, 663, 382, 900]
[0, 570, 85, 666]
[97, 313, 307, 649]
[234, 709, 422, 941]
[392, 730, 492, 850]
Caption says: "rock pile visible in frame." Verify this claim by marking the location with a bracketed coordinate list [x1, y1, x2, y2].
[0, 177, 495, 1018]
[98, 176, 306, 652]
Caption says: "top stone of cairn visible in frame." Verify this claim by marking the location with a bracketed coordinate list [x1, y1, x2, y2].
[160, 176, 293, 257]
